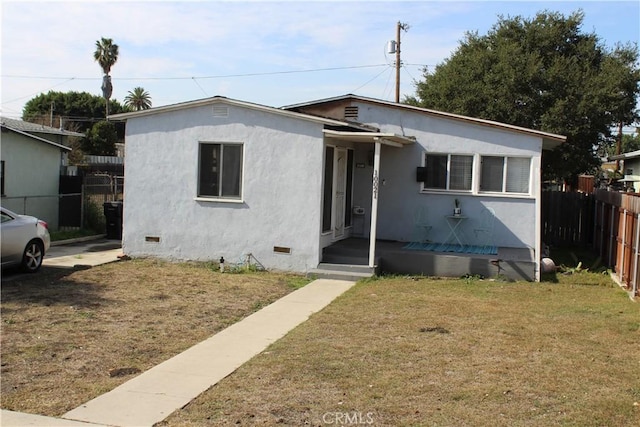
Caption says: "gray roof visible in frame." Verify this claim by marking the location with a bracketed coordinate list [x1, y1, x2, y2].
[108, 96, 372, 130]
[609, 149, 640, 161]
[1, 117, 76, 151]
[283, 94, 567, 149]
[0, 116, 84, 137]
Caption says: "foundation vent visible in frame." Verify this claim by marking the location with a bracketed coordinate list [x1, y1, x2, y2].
[344, 106, 359, 120]
[212, 105, 229, 118]
[273, 246, 291, 254]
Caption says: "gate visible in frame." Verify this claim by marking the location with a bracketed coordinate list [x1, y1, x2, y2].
[57, 173, 124, 231]
[59, 175, 83, 228]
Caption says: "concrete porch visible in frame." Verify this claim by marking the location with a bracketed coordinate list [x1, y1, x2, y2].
[314, 238, 537, 281]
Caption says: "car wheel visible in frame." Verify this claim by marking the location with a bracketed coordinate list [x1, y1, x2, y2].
[22, 239, 44, 272]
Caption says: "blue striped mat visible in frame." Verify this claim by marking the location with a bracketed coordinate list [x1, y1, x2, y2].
[403, 242, 498, 255]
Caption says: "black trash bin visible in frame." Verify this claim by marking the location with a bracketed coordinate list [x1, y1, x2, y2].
[103, 201, 123, 240]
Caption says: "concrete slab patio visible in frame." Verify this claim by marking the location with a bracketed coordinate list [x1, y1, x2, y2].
[43, 238, 122, 269]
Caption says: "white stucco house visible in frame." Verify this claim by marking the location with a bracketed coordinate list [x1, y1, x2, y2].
[0, 117, 81, 230]
[110, 95, 565, 281]
[609, 149, 640, 192]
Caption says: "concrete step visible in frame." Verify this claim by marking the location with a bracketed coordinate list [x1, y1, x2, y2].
[321, 253, 369, 265]
[307, 268, 374, 282]
[317, 262, 375, 274]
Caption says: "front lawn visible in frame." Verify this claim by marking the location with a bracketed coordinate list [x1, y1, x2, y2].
[0, 259, 308, 416]
[160, 272, 639, 426]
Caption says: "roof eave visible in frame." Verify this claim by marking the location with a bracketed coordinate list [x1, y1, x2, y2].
[108, 96, 358, 128]
[3, 126, 72, 151]
[609, 149, 640, 161]
[323, 129, 415, 146]
[285, 94, 568, 144]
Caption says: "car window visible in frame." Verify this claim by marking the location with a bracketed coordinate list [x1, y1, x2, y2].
[1, 212, 14, 223]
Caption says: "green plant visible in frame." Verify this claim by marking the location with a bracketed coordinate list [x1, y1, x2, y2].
[84, 198, 106, 234]
[462, 273, 484, 284]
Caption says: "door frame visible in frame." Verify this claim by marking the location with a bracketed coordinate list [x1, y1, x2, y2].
[333, 147, 348, 240]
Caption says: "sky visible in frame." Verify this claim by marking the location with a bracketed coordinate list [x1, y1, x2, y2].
[1, 0, 639, 121]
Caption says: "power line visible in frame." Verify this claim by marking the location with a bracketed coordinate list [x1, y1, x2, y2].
[2, 77, 77, 105]
[1, 64, 390, 82]
[351, 66, 392, 94]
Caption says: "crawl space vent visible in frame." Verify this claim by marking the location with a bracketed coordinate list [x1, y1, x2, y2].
[212, 106, 229, 118]
[273, 246, 291, 254]
[344, 106, 359, 120]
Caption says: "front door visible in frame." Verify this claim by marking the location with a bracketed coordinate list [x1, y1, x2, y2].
[333, 148, 347, 239]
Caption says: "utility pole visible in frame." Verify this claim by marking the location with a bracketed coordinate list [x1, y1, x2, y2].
[50, 101, 54, 127]
[394, 21, 409, 103]
[615, 121, 624, 171]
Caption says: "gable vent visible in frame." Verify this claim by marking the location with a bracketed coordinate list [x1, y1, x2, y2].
[212, 105, 229, 118]
[344, 106, 359, 120]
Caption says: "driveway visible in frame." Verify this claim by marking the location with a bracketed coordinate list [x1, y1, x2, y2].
[2, 238, 122, 282]
[44, 238, 122, 268]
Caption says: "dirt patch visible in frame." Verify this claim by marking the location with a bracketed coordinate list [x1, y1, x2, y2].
[1, 259, 308, 416]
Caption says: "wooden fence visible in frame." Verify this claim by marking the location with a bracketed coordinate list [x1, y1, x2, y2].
[543, 190, 638, 298]
[592, 190, 639, 297]
[542, 191, 595, 247]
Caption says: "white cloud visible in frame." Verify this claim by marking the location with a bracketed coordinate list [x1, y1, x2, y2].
[2, 0, 638, 118]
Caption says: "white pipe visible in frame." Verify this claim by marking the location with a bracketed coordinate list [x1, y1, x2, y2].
[534, 165, 541, 282]
[368, 140, 382, 268]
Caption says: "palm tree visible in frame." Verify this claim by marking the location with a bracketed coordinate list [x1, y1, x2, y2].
[93, 37, 119, 118]
[124, 87, 152, 111]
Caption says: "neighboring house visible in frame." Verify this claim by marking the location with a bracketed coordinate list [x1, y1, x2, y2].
[0, 117, 82, 230]
[110, 95, 565, 281]
[609, 150, 640, 192]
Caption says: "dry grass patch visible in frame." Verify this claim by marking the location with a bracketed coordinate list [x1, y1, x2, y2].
[160, 273, 639, 426]
[1, 259, 308, 416]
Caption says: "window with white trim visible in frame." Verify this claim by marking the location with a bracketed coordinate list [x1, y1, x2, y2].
[198, 143, 243, 199]
[480, 156, 531, 194]
[423, 154, 473, 191]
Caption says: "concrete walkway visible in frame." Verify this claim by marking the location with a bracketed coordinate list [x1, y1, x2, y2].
[2, 278, 357, 427]
[42, 248, 123, 269]
[43, 238, 123, 269]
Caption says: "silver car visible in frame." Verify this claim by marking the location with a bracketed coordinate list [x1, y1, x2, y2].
[1, 207, 51, 272]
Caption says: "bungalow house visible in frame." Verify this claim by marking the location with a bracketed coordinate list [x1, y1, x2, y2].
[0, 117, 82, 230]
[609, 149, 640, 192]
[110, 95, 565, 281]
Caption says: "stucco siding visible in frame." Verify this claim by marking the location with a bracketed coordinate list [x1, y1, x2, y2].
[122, 104, 325, 272]
[350, 103, 542, 249]
[0, 132, 62, 229]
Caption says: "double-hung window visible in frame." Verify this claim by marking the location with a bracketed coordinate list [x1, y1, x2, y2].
[423, 154, 473, 191]
[198, 142, 243, 199]
[480, 156, 531, 194]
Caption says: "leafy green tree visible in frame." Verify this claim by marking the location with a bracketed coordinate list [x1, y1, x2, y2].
[124, 87, 152, 111]
[622, 133, 640, 153]
[407, 10, 640, 184]
[94, 37, 119, 117]
[22, 91, 126, 133]
[83, 120, 117, 155]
